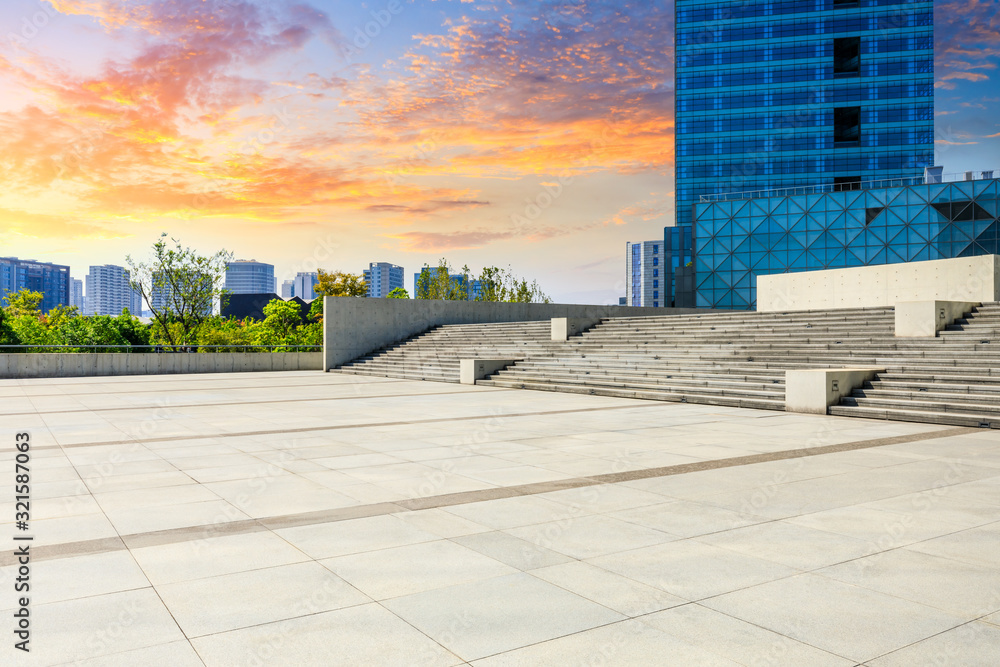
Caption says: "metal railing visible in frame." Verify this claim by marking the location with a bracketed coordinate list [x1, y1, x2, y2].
[700, 169, 1000, 203]
[0, 344, 322, 354]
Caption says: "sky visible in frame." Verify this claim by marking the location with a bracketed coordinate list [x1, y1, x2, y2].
[0, 0, 998, 304]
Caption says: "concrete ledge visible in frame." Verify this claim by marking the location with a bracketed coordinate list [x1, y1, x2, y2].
[550, 317, 601, 341]
[757, 255, 1000, 311]
[895, 300, 979, 338]
[460, 359, 518, 385]
[785, 368, 883, 415]
[0, 353, 323, 379]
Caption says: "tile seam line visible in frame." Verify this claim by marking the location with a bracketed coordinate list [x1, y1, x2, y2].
[0, 387, 516, 418]
[28, 402, 668, 451]
[0, 377, 411, 398]
[1, 425, 972, 567]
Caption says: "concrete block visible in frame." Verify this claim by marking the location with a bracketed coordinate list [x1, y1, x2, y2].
[551, 317, 601, 341]
[460, 359, 518, 385]
[895, 300, 979, 338]
[785, 368, 883, 415]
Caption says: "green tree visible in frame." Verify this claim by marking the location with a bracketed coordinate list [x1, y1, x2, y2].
[2, 289, 44, 318]
[475, 265, 551, 303]
[0, 309, 19, 346]
[259, 299, 303, 340]
[315, 270, 367, 298]
[127, 233, 233, 347]
[416, 258, 469, 300]
[386, 287, 409, 299]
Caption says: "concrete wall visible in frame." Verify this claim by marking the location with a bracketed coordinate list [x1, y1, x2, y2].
[323, 298, 705, 370]
[757, 255, 1000, 312]
[0, 353, 323, 379]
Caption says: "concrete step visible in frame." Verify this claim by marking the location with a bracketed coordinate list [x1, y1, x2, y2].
[478, 377, 785, 411]
[829, 405, 1000, 428]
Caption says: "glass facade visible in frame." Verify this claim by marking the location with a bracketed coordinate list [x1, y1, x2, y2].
[675, 0, 934, 228]
[225, 260, 276, 295]
[694, 177, 1000, 309]
[664, 225, 694, 306]
[0, 256, 70, 313]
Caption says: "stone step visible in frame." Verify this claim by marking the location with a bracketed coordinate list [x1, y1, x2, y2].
[477, 377, 785, 411]
[828, 405, 1000, 429]
[489, 370, 785, 397]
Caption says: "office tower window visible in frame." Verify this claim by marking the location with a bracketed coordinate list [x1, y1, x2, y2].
[834, 37, 860, 77]
[834, 106, 861, 147]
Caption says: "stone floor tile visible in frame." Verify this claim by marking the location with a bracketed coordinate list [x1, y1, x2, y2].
[320, 539, 516, 599]
[702, 573, 967, 663]
[157, 561, 370, 636]
[191, 603, 463, 667]
[383, 572, 624, 661]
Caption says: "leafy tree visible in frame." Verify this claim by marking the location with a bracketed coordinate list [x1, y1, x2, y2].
[416, 258, 470, 300]
[258, 299, 303, 342]
[308, 298, 323, 324]
[476, 266, 551, 303]
[0, 309, 19, 346]
[45, 305, 80, 329]
[2, 289, 44, 318]
[111, 309, 152, 347]
[127, 233, 233, 346]
[315, 269, 367, 298]
[386, 287, 409, 299]
[9, 316, 57, 349]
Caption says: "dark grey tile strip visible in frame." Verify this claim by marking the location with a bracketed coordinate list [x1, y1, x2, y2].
[2, 425, 972, 567]
[32, 403, 666, 451]
[121, 519, 269, 550]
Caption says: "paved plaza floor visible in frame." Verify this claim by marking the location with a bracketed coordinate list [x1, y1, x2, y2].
[1, 370, 999, 666]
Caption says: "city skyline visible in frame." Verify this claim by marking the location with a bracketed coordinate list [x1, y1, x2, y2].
[1, 0, 998, 304]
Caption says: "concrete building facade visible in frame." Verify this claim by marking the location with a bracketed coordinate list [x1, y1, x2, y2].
[85, 264, 143, 316]
[625, 240, 663, 308]
[292, 272, 319, 301]
[70, 278, 84, 311]
[364, 262, 405, 297]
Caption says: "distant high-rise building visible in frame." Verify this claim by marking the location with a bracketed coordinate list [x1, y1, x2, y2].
[85, 265, 142, 316]
[0, 256, 70, 313]
[292, 272, 319, 301]
[626, 241, 664, 308]
[225, 260, 275, 295]
[70, 278, 84, 311]
[364, 262, 404, 298]
[280, 280, 294, 299]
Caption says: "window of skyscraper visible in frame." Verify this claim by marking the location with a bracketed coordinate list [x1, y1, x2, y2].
[834, 106, 861, 146]
[833, 37, 860, 77]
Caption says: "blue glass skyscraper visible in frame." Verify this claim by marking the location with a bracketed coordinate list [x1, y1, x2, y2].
[674, 0, 934, 229]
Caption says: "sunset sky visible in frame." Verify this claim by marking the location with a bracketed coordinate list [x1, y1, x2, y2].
[1, 0, 998, 303]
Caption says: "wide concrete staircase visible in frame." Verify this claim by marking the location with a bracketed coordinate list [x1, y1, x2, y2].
[336, 321, 559, 382]
[481, 307, 897, 411]
[333, 304, 1000, 427]
[829, 302, 1000, 427]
